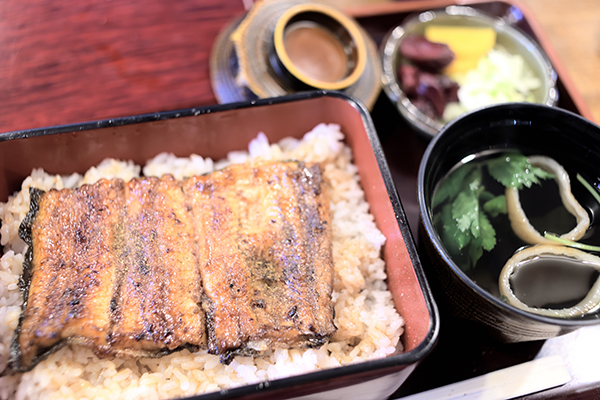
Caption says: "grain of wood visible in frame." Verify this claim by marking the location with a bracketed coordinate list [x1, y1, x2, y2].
[517, 0, 600, 123]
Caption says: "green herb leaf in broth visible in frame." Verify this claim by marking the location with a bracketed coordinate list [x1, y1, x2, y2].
[451, 168, 484, 237]
[577, 173, 600, 205]
[478, 211, 496, 251]
[466, 212, 497, 268]
[479, 189, 495, 204]
[483, 194, 507, 217]
[438, 203, 471, 252]
[544, 232, 600, 252]
[453, 190, 480, 235]
[432, 151, 554, 270]
[468, 235, 484, 267]
[432, 163, 476, 208]
[487, 152, 555, 189]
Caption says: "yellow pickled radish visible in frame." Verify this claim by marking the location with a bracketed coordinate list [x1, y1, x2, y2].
[443, 56, 480, 75]
[424, 26, 496, 74]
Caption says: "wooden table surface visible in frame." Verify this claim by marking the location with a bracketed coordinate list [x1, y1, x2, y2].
[0, 0, 249, 133]
[0, 0, 598, 134]
[0, 1, 599, 399]
[510, 0, 600, 123]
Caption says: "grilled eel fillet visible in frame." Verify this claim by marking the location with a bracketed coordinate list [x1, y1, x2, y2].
[7, 160, 335, 373]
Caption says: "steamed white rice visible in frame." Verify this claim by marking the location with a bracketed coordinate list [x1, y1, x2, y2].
[0, 123, 404, 400]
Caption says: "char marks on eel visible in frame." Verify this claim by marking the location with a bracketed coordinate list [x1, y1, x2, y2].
[8, 160, 335, 373]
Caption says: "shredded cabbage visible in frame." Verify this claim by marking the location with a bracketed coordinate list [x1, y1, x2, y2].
[443, 46, 541, 122]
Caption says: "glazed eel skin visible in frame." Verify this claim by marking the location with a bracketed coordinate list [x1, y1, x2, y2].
[7, 160, 335, 373]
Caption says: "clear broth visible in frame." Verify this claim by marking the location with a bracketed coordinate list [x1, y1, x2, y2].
[432, 150, 600, 316]
[510, 256, 599, 309]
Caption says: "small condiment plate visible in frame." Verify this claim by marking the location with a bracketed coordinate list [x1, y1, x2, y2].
[209, 0, 381, 110]
[271, 2, 368, 91]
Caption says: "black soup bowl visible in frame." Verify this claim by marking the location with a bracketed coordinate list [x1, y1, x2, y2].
[418, 102, 600, 342]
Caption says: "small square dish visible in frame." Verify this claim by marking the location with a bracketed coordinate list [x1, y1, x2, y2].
[0, 91, 438, 400]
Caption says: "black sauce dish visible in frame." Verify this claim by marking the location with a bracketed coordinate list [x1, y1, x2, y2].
[417, 102, 600, 343]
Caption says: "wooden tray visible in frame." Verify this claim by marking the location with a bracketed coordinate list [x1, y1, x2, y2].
[346, 1, 600, 399]
[0, 0, 597, 397]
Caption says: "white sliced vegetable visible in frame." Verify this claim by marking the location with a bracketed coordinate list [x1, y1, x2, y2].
[444, 47, 541, 122]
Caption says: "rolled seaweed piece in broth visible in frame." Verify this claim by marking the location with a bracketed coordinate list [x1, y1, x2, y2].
[499, 245, 600, 318]
[506, 155, 590, 245]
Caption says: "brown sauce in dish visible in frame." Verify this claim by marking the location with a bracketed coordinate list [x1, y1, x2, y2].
[283, 21, 348, 83]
